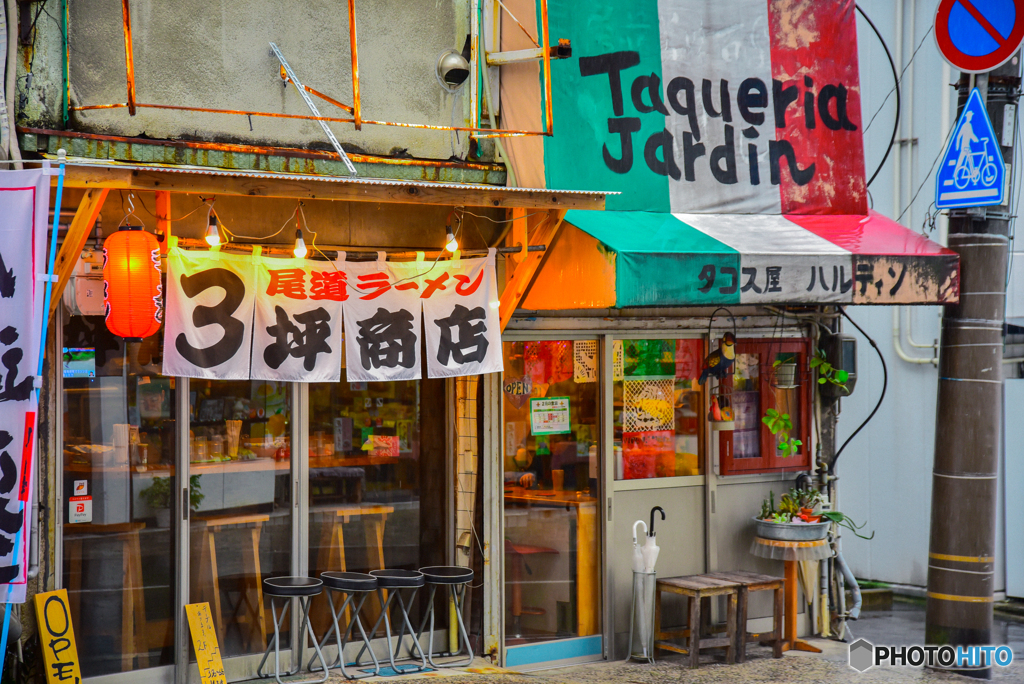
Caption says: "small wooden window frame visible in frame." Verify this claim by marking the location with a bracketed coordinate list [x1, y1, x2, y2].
[718, 337, 813, 476]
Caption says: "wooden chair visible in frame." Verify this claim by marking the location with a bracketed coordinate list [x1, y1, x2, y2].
[64, 522, 149, 672]
[655, 574, 739, 668]
[705, 570, 784, 662]
[504, 539, 559, 638]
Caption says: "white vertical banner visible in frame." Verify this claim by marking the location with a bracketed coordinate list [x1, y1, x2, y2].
[421, 250, 502, 378]
[0, 169, 48, 602]
[251, 255, 346, 382]
[163, 242, 258, 379]
[343, 257, 423, 382]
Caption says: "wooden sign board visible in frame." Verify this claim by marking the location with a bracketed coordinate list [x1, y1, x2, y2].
[33, 589, 81, 684]
[185, 602, 226, 684]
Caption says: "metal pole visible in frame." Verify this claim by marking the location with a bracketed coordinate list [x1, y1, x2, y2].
[926, 52, 1020, 679]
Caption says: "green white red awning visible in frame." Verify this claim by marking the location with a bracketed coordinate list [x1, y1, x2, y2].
[538, 210, 959, 308]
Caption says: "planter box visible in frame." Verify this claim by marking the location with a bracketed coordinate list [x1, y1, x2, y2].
[753, 516, 829, 541]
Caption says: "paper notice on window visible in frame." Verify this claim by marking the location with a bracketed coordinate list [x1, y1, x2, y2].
[530, 397, 571, 435]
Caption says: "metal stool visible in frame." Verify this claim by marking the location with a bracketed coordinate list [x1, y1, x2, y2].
[359, 569, 427, 674]
[257, 577, 329, 684]
[310, 572, 380, 680]
[417, 566, 474, 668]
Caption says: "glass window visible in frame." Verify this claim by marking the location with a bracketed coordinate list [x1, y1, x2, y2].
[502, 340, 601, 645]
[62, 316, 176, 677]
[306, 378, 446, 634]
[187, 380, 292, 658]
[720, 338, 812, 475]
[612, 339, 705, 479]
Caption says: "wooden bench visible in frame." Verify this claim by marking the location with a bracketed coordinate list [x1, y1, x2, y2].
[705, 570, 784, 662]
[655, 574, 739, 668]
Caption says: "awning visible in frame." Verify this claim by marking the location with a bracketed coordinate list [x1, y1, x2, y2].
[520, 211, 959, 310]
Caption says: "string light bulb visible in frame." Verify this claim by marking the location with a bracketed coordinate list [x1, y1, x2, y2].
[293, 228, 308, 258]
[205, 214, 221, 246]
[445, 230, 459, 253]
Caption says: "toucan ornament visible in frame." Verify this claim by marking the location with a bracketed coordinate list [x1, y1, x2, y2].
[699, 332, 736, 385]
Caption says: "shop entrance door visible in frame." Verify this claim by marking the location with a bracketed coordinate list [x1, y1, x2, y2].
[185, 379, 296, 679]
[500, 338, 602, 668]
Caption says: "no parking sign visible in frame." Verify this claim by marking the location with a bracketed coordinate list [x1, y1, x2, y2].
[935, 0, 1024, 73]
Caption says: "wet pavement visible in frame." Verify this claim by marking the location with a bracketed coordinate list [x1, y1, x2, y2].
[296, 600, 1024, 683]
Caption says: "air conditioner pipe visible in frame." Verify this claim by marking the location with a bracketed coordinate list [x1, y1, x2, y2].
[834, 546, 862, 620]
[893, 307, 937, 365]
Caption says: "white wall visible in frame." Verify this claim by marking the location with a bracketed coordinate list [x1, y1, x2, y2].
[840, 0, 1021, 589]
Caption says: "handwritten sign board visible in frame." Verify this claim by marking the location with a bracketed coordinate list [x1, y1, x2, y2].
[33, 589, 81, 684]
[186, 603, 227, 684]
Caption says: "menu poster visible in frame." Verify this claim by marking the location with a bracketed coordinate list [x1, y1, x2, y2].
[530, 397, 571, 435]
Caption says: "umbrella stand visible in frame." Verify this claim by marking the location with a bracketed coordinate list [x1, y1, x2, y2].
[625, 569, 657, 663]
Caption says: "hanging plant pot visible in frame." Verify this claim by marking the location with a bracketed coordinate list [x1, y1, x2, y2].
[772, 361, 799, 389]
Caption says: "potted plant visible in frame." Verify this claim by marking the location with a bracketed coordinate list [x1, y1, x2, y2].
[140, 475, 205, 527]
[754, 488, 872, 541]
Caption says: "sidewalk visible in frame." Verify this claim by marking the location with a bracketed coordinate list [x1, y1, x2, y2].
[297, 600, 1024, 683]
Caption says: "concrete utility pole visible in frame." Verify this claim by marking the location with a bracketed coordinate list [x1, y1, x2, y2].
[926, 53, 1020, 680]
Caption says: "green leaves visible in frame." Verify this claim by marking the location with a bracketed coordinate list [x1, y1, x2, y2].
[812, 349, 849, 394]
[820, 511, 875, 540]
[762, 408, 800, 457]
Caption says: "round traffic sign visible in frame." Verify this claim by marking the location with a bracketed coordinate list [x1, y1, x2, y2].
[934, 0, 1024, 73]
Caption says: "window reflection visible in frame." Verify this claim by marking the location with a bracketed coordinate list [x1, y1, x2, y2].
[502, 340, 601, 645]
[612, 339, 705, 478]
[188, 380, 292, 658]
[307, 379, 446, 633]
[62, 316, 175, 677]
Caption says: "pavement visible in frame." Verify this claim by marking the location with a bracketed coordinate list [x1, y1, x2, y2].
[283, 600, 1024, 683]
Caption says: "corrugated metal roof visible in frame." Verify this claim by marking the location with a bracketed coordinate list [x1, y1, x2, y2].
[45, 155, 618, 198]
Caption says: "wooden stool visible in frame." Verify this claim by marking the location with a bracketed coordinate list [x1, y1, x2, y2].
[504, 539, 559, 638]
[655, 574, 739, 668]
[312, 503, 394, 634]
[65, 522, 149, 672]
[194, 513, 270, 651]
[705, 571, 784, 661]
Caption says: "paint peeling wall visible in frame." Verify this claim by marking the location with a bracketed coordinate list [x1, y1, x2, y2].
[18, 0, 478, 162]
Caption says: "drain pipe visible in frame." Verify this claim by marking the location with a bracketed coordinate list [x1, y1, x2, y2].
[834, 545, 862, 620]
[893, 307, 937, 365]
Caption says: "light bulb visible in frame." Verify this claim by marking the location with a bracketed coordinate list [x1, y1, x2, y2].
[293, 228, 308, 258]
[205, 215, 221, 246]
[445, 231, 459, 253]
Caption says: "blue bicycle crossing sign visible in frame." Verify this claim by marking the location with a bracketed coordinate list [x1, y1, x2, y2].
[936, 88, 1005, 209]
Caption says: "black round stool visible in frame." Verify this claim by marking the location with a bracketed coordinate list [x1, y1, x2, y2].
[256, 577, 328, 684]
[360, 569, 427, 674]
[310, 572, 379, 680]
[417, 566, 474, 668]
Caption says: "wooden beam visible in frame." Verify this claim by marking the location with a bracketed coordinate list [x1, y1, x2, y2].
[499, 209, 567, 331]
[58, 166, 606, 210]
[155, 191, 171, 255]
[48, 188, 109, 321]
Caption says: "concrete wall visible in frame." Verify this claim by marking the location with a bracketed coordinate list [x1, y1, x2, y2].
[839, 0, 1021, 590]
[23, 0, 476, 161]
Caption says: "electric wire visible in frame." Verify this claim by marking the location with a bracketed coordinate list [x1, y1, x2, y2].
[830, 306, 888, 473]
[855, 4, 902, 188]
[897, 120, 956, 223]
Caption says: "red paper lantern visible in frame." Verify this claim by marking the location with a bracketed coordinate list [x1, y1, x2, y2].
[103, 227, 163, 340]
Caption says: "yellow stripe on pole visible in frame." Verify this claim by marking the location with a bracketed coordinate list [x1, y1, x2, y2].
[929, 553, 995, 563]
[927, 592, 993, 603]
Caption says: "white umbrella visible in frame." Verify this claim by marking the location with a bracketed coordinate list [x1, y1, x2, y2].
[632, 520, 648, 573]
[643, 507, 666, 572]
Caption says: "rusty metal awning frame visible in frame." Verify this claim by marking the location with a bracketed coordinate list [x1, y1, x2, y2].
[71, 0, 561, 139]
[50, 157, 610, 210]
